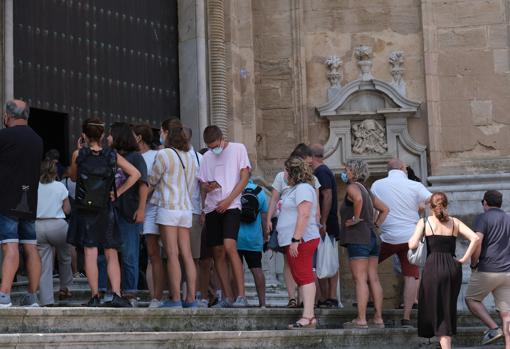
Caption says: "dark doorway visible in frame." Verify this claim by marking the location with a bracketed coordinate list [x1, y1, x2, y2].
[28, 108, 69, 166]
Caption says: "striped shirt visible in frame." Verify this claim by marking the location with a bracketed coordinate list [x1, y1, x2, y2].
[149, 148, 197, 211]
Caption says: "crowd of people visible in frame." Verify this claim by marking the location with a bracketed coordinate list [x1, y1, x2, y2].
[0, 99, 508, 348]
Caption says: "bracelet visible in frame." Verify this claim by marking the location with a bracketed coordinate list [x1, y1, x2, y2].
[351, 216, 363, 225]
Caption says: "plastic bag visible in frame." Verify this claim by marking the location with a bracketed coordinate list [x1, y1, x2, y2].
[316, 236, 339, 279]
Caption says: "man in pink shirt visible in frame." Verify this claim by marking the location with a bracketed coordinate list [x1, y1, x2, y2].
[198, 125, 251, 307]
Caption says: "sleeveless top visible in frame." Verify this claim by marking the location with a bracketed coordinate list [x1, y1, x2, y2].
[339, 182, 376, 245]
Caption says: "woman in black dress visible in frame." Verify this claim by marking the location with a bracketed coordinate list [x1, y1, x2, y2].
[409, 192, 480, 349]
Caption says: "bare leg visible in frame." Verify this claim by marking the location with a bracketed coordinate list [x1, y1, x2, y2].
[439, 336, 451, 349]
[84, 247, 99, 296]
[297, 282, 316, 325]
[500, 311, 510, 349]
[160, 225, 181, 302]
[283, 259, 297, 300]
[250, 267, 266, 307]
[0, 243, 19, 294]
[465, 298, 499, 330]
[212, 245, 233, 300]
[368, 256, 384, 323]
[224, 239, 245, 297]
[145, 235, 164, 300]
[403, 276, 418, 320]
[349, 258, 369, 325]
[24, 244, 41, 294]
[104, 248, 122, 295]
[328, 272, 339, 300]
[177, 227, 196, 303]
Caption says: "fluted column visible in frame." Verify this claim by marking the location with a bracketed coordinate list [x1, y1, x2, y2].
[207, 0, 228, 136]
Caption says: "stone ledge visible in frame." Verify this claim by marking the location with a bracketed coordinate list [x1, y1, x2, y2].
[0, 327, 496, 349]
[0, 308, 494, 334]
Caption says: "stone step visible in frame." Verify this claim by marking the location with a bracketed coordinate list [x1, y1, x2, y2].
[0, 327, 504, 349]
[0, 308, 498, 333]
[11, 277, 290, 307]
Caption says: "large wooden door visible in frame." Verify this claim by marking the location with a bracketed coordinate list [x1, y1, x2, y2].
[14, 0, 179, 160]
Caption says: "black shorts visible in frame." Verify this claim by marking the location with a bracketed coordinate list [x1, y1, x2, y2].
[238, 250, 262, 269]
[205, 209, 241, 247]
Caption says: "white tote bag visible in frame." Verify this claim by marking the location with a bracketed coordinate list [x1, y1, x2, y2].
[316, 236, 340, 279]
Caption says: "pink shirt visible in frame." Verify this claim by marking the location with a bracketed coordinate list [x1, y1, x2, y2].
[198, 142, 251, 213]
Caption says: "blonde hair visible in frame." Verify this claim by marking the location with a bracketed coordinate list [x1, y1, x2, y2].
[285, 156, 314, 187]
[430, 192, 449, 222]
[345, 159, 369, 182]
[40, 159, 57, 184]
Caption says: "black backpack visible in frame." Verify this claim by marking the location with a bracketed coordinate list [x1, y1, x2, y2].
[75, 147, 117, 211]
[240, 186, 262, 223]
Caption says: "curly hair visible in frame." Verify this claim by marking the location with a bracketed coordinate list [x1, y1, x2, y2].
[345, 159, 369, 182]
[430, 192, 449, 222]
[285, 156, 314, 187]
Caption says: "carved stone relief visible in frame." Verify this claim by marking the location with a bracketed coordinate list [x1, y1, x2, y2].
[317, 46, 427, 182]
[351, 119, 387, 155]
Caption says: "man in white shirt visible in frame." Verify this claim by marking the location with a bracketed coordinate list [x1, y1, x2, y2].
[371, 159, 431, 327]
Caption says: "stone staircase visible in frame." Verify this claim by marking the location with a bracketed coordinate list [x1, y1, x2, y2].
[3, 278, 505, 348]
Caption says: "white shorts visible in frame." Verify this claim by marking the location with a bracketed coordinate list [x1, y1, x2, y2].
[143, 203, 159, 235]
[155, 208, 193, 228]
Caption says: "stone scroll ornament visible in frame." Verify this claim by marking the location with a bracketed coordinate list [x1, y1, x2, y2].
[351, 119, 388, 155]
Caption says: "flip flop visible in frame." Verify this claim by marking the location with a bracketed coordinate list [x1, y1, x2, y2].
[343, 319, 369, 329]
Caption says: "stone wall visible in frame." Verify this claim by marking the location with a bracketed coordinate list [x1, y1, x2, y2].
[423, 0, 510, 175]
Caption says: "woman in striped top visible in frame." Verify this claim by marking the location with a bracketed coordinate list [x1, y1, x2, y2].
[149, 119, 198, 308]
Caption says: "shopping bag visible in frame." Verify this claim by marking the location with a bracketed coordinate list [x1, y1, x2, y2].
[316, 236, 339, 279]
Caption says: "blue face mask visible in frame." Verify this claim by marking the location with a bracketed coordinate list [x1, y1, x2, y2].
[211, 146, 223, 156]
[340, 171, 349, 183]
[160, 135, 165, 146]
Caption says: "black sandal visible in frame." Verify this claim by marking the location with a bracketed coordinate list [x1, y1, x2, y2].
[287, 298, 297, 308]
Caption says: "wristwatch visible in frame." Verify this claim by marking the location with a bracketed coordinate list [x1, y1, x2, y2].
[291, 237, 301, 243]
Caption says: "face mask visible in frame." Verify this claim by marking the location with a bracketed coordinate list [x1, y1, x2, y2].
[160, 135, 165, 146]
[340, 171, 349, 183]
[212, 146, 223, 156]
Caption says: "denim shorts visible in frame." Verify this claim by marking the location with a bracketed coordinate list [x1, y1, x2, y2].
[346, 230, 380, 259]
[0, 213, 37, 244]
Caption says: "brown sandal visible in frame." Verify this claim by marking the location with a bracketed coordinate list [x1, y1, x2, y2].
[288, 317, 317, 330]
[58, 288, 72, 301]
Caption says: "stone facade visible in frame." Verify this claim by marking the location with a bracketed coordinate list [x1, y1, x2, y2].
[1, 0, 509, 308]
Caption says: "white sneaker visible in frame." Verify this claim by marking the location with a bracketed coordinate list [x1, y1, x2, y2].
[0, 292, 12, 308]
[148, 299, 162, 308]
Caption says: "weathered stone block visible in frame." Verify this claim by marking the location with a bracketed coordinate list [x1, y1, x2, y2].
[488, 24, 509, 49]
[438, 27, 487, 49]
[437, 50, 494, 76]
[493, 48, 510, 74]
[433, 0, 506, 28]
[438, 76, 476, 101]
[470, 100, 493, 126]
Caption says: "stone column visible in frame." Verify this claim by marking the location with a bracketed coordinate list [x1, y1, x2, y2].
[207, 0, 229, 137]
[178, 0, 209, 149]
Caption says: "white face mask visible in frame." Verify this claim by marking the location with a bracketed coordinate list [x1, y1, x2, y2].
[211, 146, 223, 156]
[210, 140, 224, 156]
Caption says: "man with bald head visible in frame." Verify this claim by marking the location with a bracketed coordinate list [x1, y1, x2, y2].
[311, 143, 340, 308]
[0, 100, 43, 307]
[371, 158, 431, 327]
